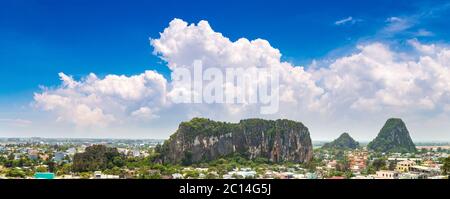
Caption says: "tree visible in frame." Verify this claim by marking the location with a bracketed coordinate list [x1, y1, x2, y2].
[72, 145, 123, 172]
[47, 161, 56, 173]
[442, 156, 450, 175]
[7, 153, 15, 161]
[372, 158, 386, 171]
[344, 171, 354, 179]
[144, 172, 161, 179]
[336, 157, 350, 172]
[363, 165, 376, 175]
[59, 163, 72, 175]
[137, 168, 161, 179]
[79, 172, 91, 179]
[35, 166, 48, 173]
[388, 161, 397, 171]
[0, 156, 7, 165]
[111, 156, 124, 167]
[104, 166, 122, 176]
[6, 168, 26, 178]
[184, 170, 200, 179]
[205, 172, 218, 179]
[420, 148, 427, 153]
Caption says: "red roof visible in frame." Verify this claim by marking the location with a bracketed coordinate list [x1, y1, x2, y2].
[328, 176, 346, 179]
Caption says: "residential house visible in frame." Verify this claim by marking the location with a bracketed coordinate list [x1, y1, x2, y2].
[376, 170, 399, 179]
[396, 160, 416, 172]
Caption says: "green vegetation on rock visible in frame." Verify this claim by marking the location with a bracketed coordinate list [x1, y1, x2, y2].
[322, 132, 359, 150]
[157, 117, 313, 165]
[367, 118, 416, 153]
[443, 156, 450, 175]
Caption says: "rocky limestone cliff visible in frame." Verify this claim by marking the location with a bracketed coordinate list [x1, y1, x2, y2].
[367, 118, 417, 153]
[159, 118, 313, 164]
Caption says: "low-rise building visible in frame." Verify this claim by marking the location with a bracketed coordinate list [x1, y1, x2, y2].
[376, 170, 399, 179]
[328, 176, 345, 179]
[398, 172, 423, 179]
[172, 173, 183, 179]
[54, 152, 66, 162]
[293, 174, 306, 179]
[305, 172, 317, 179]
[348, 150, 368, 173]
[66, 147, 77, 155]
[132, 150, 141, 157]
[226, 168, 257, 179]
[222, 174, 232, 179]
[387, 157, 421, 162]
[352, 175, 375, 179]
[409, 165, 440, 177]
[326, 160, 337, 170]
[396, 160, 416, 172]
[28, 149, 39, 160]
[39, 154, 49, 161]
[93, 171, 120, 179]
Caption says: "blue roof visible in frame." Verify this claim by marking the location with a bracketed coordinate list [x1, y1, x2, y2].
[34, 172, 55, 179]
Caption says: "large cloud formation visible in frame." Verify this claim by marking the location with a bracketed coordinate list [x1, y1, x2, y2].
[34, 71, 167, 127]
[316, 41, 450, 114]
[33, 19, 450, 139]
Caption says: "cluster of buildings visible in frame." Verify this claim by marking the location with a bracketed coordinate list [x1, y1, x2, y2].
[117, 148, 150, 158]
[0, 138, 448, 179]
[0, 138, 163, 179]
[169, 166, 319, 179]
[318, 147, 448, 179]
[372, 159, 444, 179]
[2, 145, 81, 162]
[348, 150, 368, 173]
[223, 168, 257, 179]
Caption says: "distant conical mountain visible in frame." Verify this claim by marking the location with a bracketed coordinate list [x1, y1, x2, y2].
[322, 132, 359, 149]
[367, 118, 416, 153]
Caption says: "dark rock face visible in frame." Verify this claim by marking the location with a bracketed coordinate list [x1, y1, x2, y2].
[322, 132, 359, 149]
[159, 118, 313, 164]
[367, 118, 417, 153]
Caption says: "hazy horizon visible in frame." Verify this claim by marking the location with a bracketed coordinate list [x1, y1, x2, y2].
[0, 135, 449, 143]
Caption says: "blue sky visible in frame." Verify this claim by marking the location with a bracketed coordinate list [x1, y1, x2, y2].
[2, 0, 448, 97]
[1, 0, 450, 140]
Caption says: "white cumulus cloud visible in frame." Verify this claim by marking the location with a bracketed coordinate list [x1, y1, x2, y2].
[33, 18, 450, 140]
[34, 70, 167, 127]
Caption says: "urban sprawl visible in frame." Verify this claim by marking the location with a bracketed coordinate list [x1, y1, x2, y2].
[0, 137, 448, 179]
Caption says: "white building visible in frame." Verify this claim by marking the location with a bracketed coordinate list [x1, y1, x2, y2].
[132, 150, 141, 157]
[409, 165, 440, 177]
[226, 168, 257, 179]
[398, 172, 421, 179]
[376, 170, 399, 179]
[66, 148, 77, 155]
[172, 173, 183, 179]
[93, 171, 120, 179]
